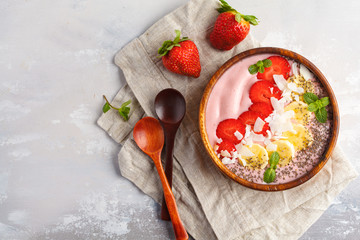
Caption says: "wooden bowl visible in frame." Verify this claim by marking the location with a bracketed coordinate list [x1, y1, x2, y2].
[199, 47, 339, 191]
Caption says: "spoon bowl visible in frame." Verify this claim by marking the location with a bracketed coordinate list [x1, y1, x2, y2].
[133, 117, 188, 240]
[133, 116, 164, 153]
[155, 88, 186, 124]
[155, 88, 186, 220]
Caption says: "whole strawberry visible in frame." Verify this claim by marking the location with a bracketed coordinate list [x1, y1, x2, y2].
[210, 0, 258, 50]
[158, 30, 201, 78]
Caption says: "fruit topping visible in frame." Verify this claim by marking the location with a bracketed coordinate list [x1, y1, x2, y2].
[284, 101, 311, 126]
[249, 80, 282, 105]
[282, 124, 313, 151]
[216, 139, 236, 155]
[238, 110, 264, 125]
[248, 102, 273, 118]
[158, 30, 201, 78]
[299, 64, 314, 81]
[209, 0, 258, 50]
[240, 144, 268, 169]
[268, 140, 295, 167]
[257, 56, 291, 84]
[216, 118, 246, 144]
[287, 75, 314, 102]
[238, 110, 269, 136]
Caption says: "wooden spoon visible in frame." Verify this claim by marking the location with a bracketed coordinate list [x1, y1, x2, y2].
[133, 117, 188, 240]
[155, 88, 186, 221]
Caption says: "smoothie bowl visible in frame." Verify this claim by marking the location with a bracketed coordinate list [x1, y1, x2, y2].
[199, 47, 339, 191]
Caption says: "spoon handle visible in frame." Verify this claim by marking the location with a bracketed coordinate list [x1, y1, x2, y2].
[160, 131, 176, 221]
[151, 153, 188, 240]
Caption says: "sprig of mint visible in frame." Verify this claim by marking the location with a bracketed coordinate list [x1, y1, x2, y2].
[303, 92, 329, 123]
[248, 59, 272, 74]
[102, 95, 131, 121]
[263, 151, 279, 183]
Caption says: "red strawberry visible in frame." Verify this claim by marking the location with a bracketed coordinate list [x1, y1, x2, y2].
[238, 110, 265, 125]
[209, 0, 258, 51]
[249, 102, 273, 118]
[238, 110, 270, 136]
[158, 30, 201, 78]
[216, 118, 245, 144]
[216, 140, 236, 155]
[257, 56, 291, 83]
[249, 80, 282, 105]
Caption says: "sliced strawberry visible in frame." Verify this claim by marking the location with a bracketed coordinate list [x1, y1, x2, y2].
[249, 102, 273, 118]
[216, 118, 245, 144]
[238, 110, 269, 136]
[238, 111, 265, 125]
[249, 80, 282, 105]
[216, 140, 236, 155]
[259, 123, 270, 136]
[257, 56, 291, 84]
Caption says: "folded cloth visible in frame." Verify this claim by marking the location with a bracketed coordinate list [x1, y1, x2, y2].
[97, 0, 358, 239]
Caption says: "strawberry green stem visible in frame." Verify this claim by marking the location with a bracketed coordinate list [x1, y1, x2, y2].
[216, 0, 259, 25]
[158, 30, 189, 57]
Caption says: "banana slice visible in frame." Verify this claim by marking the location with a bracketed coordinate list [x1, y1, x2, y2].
[268, 140, 295, 167]
[240, 144, 269, 169]
[288, 75, 314, 101]
[283, 124, 313, 151]
[284, 101, 311, 125]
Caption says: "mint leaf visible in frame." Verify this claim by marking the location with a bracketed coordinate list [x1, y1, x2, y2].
[315, 107, 327, 123]
[264, 168, 276, 183]
[256, 60, 263, 67]
[258, 65, 265, 73]
[269, 151, 280, 169]
[308, 102, 318, 112]
[303, 92, 318, 104]
[263, 59, 272, 68]
[102, 95, 131, 121]
[103, 102, 111, 113]
[303, 93, 328, 123]
[248, 59, 271, 75]
[118, 109, 129, 121]
[264, 151, 279, 183]
[248, 64, 258, 74]
[119, 102, 131, 121]
[320, 97, 329, 107]
[119, 107, 130, 121]
[121, 100, 131, 108]
[316, 100, 323, 109]
[122, 106, 130, 115]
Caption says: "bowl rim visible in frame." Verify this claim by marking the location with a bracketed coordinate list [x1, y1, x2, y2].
[199, 47, 340, 191]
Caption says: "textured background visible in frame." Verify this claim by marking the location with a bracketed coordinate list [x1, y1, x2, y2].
[1, 0, 359, 239]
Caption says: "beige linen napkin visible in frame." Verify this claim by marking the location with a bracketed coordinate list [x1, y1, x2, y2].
[97, 0, 358, 239]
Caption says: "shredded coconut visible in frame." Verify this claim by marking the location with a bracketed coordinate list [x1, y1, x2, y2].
[254, 117, 265, 132]
[234, 131, 243, 141]
[222, 157, 236, 164]
[220, 150, 231, 158]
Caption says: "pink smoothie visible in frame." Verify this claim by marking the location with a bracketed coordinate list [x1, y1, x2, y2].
[206, 53, 272, 147]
